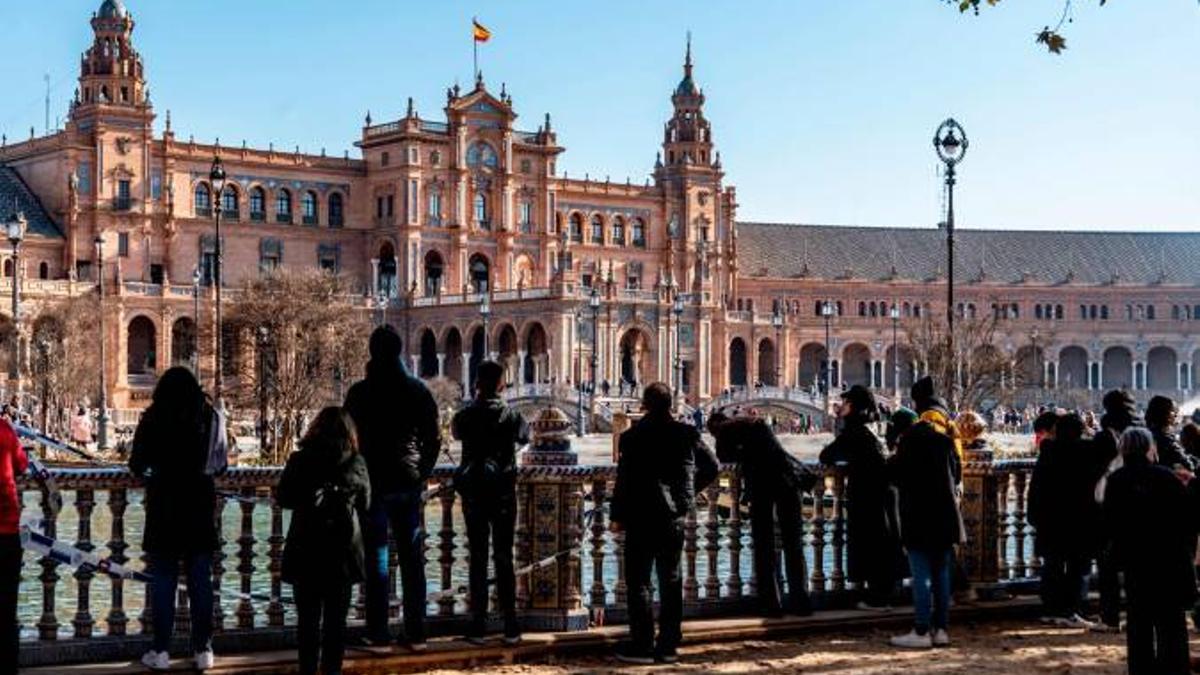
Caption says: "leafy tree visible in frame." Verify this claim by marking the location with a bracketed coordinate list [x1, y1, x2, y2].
[950, 0, 1116, 54]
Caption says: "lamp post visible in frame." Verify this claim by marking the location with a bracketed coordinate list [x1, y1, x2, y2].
[257, 325, 269, 457]
[771, 309, 784, 388]
[673, 293, 685, 407]
[5, 207, 25, 402]
[575, 310, 586, 437]
[934, 119, 967, 408]
[375, 291, 387, 328]
[589, 286, 600, 396]
[479, 293, 491, 356]
[191, 265, 201, 376]
[209, 155, 227, 407]
[94, 235, 110, 449]
[890, 305, 901, 402]
[821, 301, 834, 430]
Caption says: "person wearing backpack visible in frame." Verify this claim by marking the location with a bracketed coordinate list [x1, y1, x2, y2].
[129, 367, 225, 672]
[278, 407, 370, 675]
[452, 360, 530, 645]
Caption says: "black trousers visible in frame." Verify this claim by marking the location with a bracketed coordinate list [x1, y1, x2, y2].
[1097, 545, 1121, 627]
[625, 520, 684, 653]
[1126, 595, 1190, 675]
[749, 487, 811, 615]
[294, 578, 352, 675]
[1039, 552, 1090, 618]
[0, 534, 19, 675]
[463, 493, 517, 636]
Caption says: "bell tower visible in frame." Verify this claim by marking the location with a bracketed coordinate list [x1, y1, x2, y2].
[660, 34, 714, 170]
[73, 0, 150, 119]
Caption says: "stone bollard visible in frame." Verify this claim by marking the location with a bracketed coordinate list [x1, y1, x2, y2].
[516, 407, 589, 631]
[960, 442, 1002, 597]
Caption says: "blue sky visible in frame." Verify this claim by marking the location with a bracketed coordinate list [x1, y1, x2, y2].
[2, 1, 1197, 231]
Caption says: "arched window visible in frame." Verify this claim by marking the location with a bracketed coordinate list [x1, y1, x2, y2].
[632, 218, 646, 248]
[612, 216, 625, 246]
[469, 254, 490, 294]
[193, 184, 211, 216]
[423, 251, 444, 298]
[590, 215, 604, 244]
[474, 192, 489, 228]
[249, 187, 266, 221]
[427, 187, 442, 225]
[220, 186, 238, 219]
[569, 213, 583, 243]
[38, 262, 48, 279]
[302, 191, 318, 225]
[275, 189, 292, 223]
[2, 260, 11, 278]
[858, 302, 866, 317]
[328, 193, 344, 228]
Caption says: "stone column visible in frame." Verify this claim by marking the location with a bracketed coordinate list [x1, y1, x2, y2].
[517, 407, 589, 631]
[1097, 361, 1104, 390]
[517, 350, 527, 385]
[1132, 362, 1139, 391]
[460, 349, 470, 395]
[436, 353, 445, 377]
[410, 355, 419, 375]
[960, 440, 1001, 595]
[369, 258, 379, 296]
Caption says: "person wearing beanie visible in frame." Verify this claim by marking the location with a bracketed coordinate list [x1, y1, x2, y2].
[821, 385, 902, 610]
[1029, 413, 1101, 628]
[343, 325, 441, 650]
[885, 407, 919, 453]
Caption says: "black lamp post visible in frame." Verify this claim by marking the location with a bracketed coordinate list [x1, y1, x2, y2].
[821, 300, 834, 430]
[589, 286, 600, 395]
[479, 293, 491, 356]
[771, 309, 784, 388]
[191, 265, 201, 375]
[209, 155, 227, 407]
[575, 309, 586, 437]
[94, 235, 110, 449]
[934, 119, 967, 407]
[890, 304, 901, 402]
[673, 293, 685, 406]
[6, 208, 25, 401]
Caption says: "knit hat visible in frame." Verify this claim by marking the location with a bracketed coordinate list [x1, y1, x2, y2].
[886, 407, 919, 449]
[911, 376, 936, 411]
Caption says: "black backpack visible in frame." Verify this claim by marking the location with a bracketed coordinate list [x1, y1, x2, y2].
[312, 480, 356, 548]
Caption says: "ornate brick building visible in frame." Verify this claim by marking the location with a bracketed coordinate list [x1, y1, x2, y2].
[0, 0, 1197, 415]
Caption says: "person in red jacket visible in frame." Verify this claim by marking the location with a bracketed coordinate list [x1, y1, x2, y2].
[0, 418, 28, 674]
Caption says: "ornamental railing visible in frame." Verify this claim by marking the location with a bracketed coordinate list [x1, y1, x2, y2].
[15, 452, 1038, 668]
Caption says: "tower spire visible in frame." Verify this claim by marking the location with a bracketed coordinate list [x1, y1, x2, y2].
[684, 31, 693, 77]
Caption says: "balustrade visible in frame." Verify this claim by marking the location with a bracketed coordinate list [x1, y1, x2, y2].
[15, 452, 1041, 668]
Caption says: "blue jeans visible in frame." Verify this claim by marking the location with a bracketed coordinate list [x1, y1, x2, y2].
[364, 488, 426, 642]
[149, 552, 213, 653]
[907, 548, 952, 634]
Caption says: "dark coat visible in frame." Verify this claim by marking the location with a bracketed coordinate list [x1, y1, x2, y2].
[714, 417, 817, 501]
[1104, 459, 1198, 607]
[278, 441, 371, 585]
[343, 358, 441, 496]
[611, 412, 718, 528]
[451, 397, 530, 502]
[887, 421, 964, 552]
[1028, 436, 1104, 558]
[129, 401, 218, 557]
[1151, 427, 1195, 472]
[820, 419, 902, 583]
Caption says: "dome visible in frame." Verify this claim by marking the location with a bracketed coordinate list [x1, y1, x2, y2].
[97, 0, 128, 19]
[675, 75, 699, 97]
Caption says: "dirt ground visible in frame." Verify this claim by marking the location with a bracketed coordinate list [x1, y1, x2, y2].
[423, 620, 1189, 674]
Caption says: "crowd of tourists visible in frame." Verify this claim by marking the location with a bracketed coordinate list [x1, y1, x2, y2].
[2, 323, 1200, 673]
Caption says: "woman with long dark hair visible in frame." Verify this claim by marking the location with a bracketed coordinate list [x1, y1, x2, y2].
[129, 366, 221, 671]
[279, 407, 370, 675]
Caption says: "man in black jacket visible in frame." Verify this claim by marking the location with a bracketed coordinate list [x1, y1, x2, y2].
[452, 360, 530, 645]
[710, 410, 816, 617]
[343, 326, 441, 649]
[610, 383, 718, 665]
[1092, 389, 1142, 632]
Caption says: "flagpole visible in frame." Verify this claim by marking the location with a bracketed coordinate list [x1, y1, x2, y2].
[472, 16, 478, 81]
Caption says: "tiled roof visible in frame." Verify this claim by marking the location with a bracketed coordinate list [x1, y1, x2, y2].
[736, 222, 1200, 286]
[0, 166, 64, 239]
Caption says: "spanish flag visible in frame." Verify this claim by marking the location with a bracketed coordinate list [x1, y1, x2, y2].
[473, 19, 491, 43]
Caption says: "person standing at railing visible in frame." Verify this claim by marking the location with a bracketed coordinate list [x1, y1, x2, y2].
[70, 405, 93, 449]
[1104, 427, 1196, 675]
[888, 384, 964, 650]
[278, 407, 370, 675]
[611, 383, 718, 665]
[708, 410, 816, 618]
[0, 407, 26, 674]
[820, 385, 902, 611]
[129, 367, 224, 672]
[344, 325, 441, 651]
[452, 360, 530, 646]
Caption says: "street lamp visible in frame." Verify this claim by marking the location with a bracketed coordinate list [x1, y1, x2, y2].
[821, 301, 834, 430]
[771, 309, 784, 388]
[575, 310, 586, 437]
[257, 325, 269, 456]
[94, 235, 110, 449]
[934, 118, 967, 408]
[191, 265, 201, 376]
[673, 293, 685, 407]
[5, 206, 25, 401]
[479, 293, 491, 356]
[589, 286, 600, 395]
[890, 304, 901, 402]
[209, 154, 227, 407]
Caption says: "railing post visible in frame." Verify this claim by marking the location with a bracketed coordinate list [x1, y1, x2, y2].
[704, 480, 721, 601]
[106, 487, 129, 636]
[588, 478, 608, 610]
[236, 487, 257, 629]
[809, 472, 827, 597]
[1012, 471, 1029, 579]
[683, 507, 700, 604]
[72, 488, 96, 638]
[829, 472, 846, 593]
[437, 485, 457, 617]
[961, 446, 1002, 594]
[267, 489, 285, 627]
[37, 485, 60, 641]
[517, 407, 589, 631]
[724, 470, 743, 599]
[211, 494, 227, 633]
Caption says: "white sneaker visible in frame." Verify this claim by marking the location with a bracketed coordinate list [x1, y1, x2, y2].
[1061, 614, 1095, 630]
[140, 650, 170, 671]
[932, 629, 950, 647]
[890, 630, 933, 649]
[194, 649, 215, 671]
[856, 601, 891, 612]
